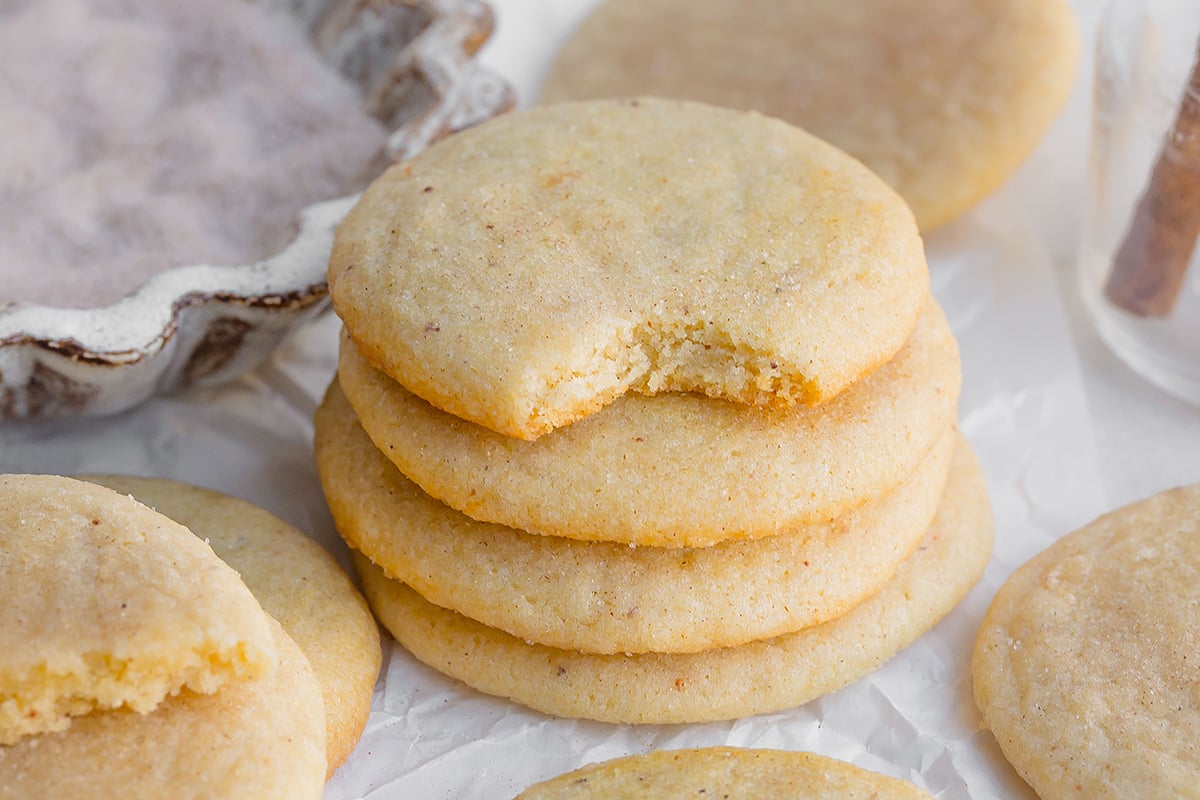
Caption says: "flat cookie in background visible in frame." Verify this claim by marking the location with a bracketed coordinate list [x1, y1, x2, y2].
[338, 298, 960, 547]
[330, 97, 928, 439]
[316, 382, 955, 654]
[0, 621, 327, 800]
[514, 747, 933, 799]
[973, 484, 1200, 800]
[0, 474, 276, 745]
[541, 0, 1078, 231]
[355, 437, 992, 724]
[82, 475, 382, 776]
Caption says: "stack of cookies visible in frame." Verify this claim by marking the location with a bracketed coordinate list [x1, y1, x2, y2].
[316, 97, 994, 724]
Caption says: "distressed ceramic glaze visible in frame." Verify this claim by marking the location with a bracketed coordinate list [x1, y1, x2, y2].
[0, 0, 513, 421]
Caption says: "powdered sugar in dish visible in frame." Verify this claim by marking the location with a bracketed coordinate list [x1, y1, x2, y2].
[0, 0, 389, 309]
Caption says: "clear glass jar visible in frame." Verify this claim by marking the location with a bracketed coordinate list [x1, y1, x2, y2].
[1079, 0, 1200, 404]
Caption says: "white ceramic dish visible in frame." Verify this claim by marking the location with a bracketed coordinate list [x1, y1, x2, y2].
[0, 0, 513, 421]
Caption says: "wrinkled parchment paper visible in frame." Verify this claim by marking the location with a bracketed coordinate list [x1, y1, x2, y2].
[5, 1, 1199, 797]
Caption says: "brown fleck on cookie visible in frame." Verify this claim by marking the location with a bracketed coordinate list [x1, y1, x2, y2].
[0, 620, 327, 799]
[0, 474, 276, 745]
[337, 297, 960, 547]
[355, 436, 991, 724]
[329, 97, 928, 439]
[316, 380, 956, 654]
[541, 0, 1078, 231]
[973, 484, 1200, 800]
[81, 475, 381, 776]
[514, 747, 933, 799]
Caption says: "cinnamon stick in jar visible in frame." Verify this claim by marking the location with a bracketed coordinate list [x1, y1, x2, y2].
[1105, 36, 1200, 317]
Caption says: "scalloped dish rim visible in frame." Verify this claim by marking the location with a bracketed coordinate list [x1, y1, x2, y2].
[0, 196, 354, 358]
[0, 0, 514, 421]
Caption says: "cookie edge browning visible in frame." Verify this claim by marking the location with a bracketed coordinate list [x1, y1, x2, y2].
[355, 436, 993, 724]
[337, 296, 960, 547]
[315, 379, 957, 654]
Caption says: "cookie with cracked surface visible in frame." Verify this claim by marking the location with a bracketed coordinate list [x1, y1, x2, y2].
[973, 484, 1200, 800]
[329, 97, 927, 439]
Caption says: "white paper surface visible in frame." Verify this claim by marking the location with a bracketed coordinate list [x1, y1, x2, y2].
[3, 0, 1195, 797]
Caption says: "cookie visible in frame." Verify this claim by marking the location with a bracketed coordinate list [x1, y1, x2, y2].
[316, 381, 956, 653]
[0, 620, 327, 799]
[540, 0, 1078, 231]
[355, 437, 991, 724]
[329, 97, 928, 439]
[0, 474, 276, 745]
[514, 747, 933, 799]
[337, 297, 959, 547]
[81, 475, 381, 775]
[972, 484, 1200, 800]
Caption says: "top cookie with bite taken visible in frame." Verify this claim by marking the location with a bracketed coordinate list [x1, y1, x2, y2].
[329, 97, 927, 440]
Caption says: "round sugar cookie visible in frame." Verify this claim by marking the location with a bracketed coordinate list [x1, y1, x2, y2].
[329, 97, 928, 440]
[541, 0, 1078, 232]
[316, 381, 956, 654]
[81, 475, 382, 776]
[515, 747, 933, 800]
[972, 484, 1200, 800]
[355, 437, 992, 724]
[338, 297, 959, 547]
[0, 474, 276, 746]
[0, 620, 327, 799]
